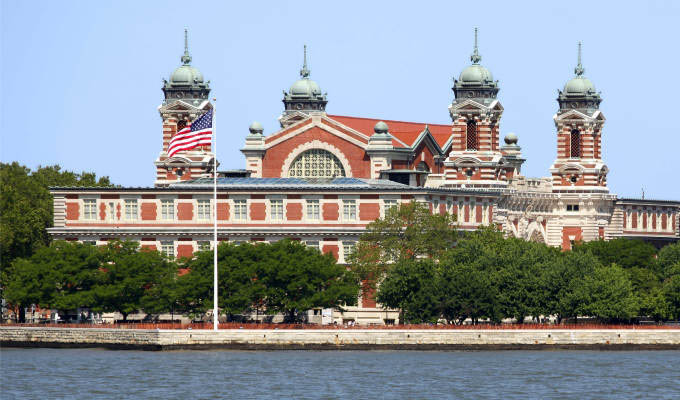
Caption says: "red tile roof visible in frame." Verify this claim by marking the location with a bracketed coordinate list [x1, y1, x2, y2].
[327, 115, 452, 149]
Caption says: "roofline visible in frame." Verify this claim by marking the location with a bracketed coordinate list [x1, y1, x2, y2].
[48, 186, 503, 196]
[326, 114, 451, 129]
[616, 198, 680, 206]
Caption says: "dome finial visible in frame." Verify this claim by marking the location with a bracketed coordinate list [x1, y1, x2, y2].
[574, 41, 584, 76]
[470, 27, 482, 64]
[181, 28, 192, 65]
[300, 45, 310, 78]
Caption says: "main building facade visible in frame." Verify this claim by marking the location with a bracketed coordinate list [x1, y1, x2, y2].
[48, 32, 679, 324]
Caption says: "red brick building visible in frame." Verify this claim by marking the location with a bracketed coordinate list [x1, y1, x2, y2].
[49, 32, 679, 324]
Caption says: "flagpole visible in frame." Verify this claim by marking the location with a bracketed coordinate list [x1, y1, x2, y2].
[212, 98, 218, 331]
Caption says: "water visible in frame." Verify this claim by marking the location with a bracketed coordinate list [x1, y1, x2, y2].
[1, 349, 679, 399]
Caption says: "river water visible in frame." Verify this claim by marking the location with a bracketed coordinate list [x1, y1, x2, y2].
[1, 349, 679, 399]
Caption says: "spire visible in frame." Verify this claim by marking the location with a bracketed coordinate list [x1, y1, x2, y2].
[470, 27, 481, 64]
[181, 28, 192, 65]
[574, 41, 584, 76]
[300, 45, 310, 78]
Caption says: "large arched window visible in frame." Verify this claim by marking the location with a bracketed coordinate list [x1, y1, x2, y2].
[570, 129, 580, 158]
[466, 120, 478, 151]
[288, 149, 346, 179]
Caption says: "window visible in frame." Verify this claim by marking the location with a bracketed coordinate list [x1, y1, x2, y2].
[197, 241, 211, 251]
[433, 200, 439, 214]
[470, 201, 476, 221]
[384, 199, 398, 214]
[566, 204, 580, 212]
[466, 120, 478, 150]
[270, 199, 284, 220]
[107, 202, 115, 221]
[306, 200, 320, 220]
[306, 240, 319, 250]
[197, 199, 211, 220]
[160, 241, 174, 258]
[343, 241, 356, 262]
[343, 200, 357, 221]
[288, 149, 345, 179]
[570, 129, 580, 158]
[82, 240, 96, 246]
[447, 200, 453, 213]
[234, 200, 247, 221]
[161, 199, 174, 220]
[83, 199, 97, 220]
[124, 199, 138, 220]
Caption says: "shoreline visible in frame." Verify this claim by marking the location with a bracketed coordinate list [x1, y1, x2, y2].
[2, 327, 679, 351]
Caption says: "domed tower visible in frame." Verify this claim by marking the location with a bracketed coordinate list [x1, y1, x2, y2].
[154, 30, 214, 187]
[444, 28, 514, 188]
[549, 42, 608, 191]
[280, 45, 328, 128]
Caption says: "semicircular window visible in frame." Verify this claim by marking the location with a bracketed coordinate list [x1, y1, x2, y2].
[288, 149, 346, 179]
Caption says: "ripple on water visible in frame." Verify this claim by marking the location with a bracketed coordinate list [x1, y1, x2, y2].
[1, 349, 679, 399]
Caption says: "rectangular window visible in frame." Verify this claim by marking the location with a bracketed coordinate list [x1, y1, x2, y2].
[306, 240, 319, 250]
[160, 241, 174, 258]
[107, 202, 115, 221]
[197, 199, 211, 220]
[384, 199, 398, 214]
[270, 199, 284, 221]
[83, 199, 97, 220]
[343, 241, 356, 262]
[306, 200, 320, 220]
[161, 199, 174, 220]
[234, 200, 247, 221]
[433, 200, 439, 214]
[82, 240, 96, 246]
[566, 204, 580, 212]
[124, 199, 138, 220]
[343, 200, 356, 221]
[447, 200, 453, 213]
[197, 241, 211, 251]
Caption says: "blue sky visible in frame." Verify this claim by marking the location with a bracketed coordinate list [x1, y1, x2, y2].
[1, 0, 679, 199]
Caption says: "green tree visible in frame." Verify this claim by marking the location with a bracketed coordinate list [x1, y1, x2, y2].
[439, 262, 498, 325]
[260, 240, 359, 322]
[92, 241, 171, 321]
[573, 238, 656, 270]
[540, 250, 599, 323]
[375, 259, 441, 324]
[0, 163, 112, 271]
[657, 242, 680, 279]
[3, 241, 102, 321]
[576, 264, 638, 322]
[349, 202, 456, 290]
[663, 273, 680, 320]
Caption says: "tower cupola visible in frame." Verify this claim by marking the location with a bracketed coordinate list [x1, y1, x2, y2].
[557, 42, 601, 114]
[453, 28, 499, 104]
[162, 29, 210, 106]
[282, 45, 328, 115]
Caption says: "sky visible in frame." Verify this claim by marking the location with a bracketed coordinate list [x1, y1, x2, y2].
[1, 0, 679, 199]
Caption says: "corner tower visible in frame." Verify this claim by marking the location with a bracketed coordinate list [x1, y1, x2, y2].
[154, 30, 214, 187]
[280, 45, 328, 128]
[549, 42, 608, 191]
[443, 28, 520, 188]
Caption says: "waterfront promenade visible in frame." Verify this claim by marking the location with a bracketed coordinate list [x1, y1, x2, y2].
[2, 326, 679, 350]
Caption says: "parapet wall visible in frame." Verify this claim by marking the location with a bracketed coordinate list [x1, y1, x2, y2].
[2, 327, 679, 350]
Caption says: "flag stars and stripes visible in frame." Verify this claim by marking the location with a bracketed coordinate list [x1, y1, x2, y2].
[168, 109, 213, 158]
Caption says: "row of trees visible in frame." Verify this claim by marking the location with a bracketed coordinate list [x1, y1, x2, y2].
[350, 203, 680, 324]
[3, 240, 358, 322]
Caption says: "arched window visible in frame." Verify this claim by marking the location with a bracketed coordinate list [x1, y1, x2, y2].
[570, 129, 580, 158]
[177, 120, 187, 131]
[466, 120, 478, 151]
[288, 149, 345, 179]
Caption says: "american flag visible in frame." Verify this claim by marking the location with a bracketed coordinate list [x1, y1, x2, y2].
[167, 109, 213, 158]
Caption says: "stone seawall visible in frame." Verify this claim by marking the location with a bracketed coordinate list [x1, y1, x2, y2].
[2, 327, 679, 350]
